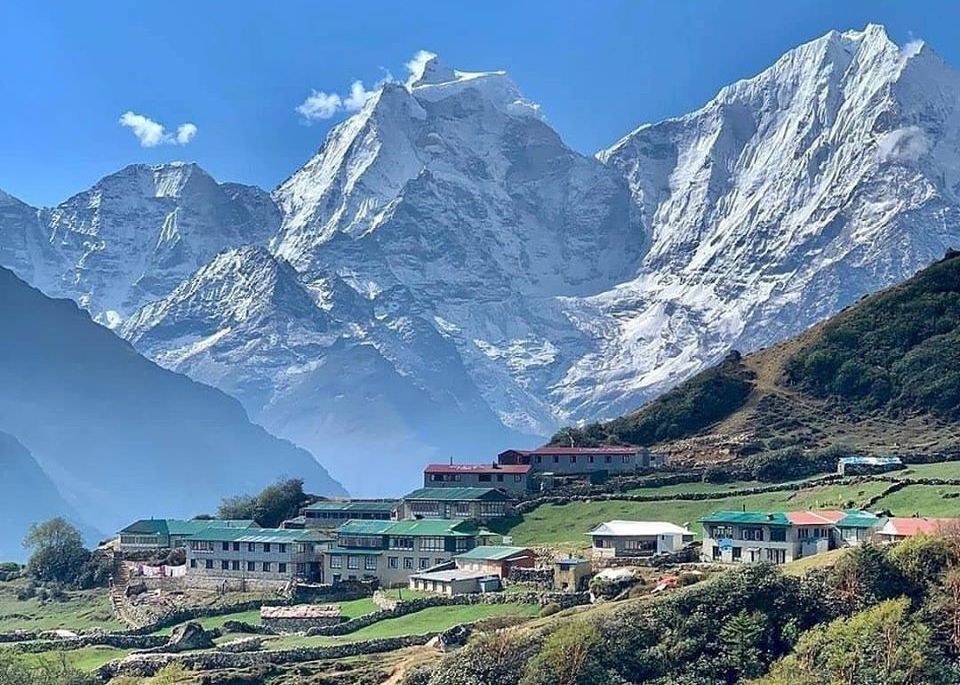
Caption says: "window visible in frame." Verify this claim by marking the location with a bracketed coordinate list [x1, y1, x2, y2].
[454, 474, 462, 481]
[456, 502, 470, 515]
[262, 562, 271, 572]
[347, 556, 360, 570]
[231, 560, 240, 571]
[766, 549, 786, 564]
[388, 557, 399, 569]
[278, 563, 287, 574]
[403, 557, 414, 569]
[389, 536, 414, 550]
[263, 543, 271, 553]
[221, 542, 230, 551]
[430, 474, 443, 482]
[248, 543, 255, 552]
[247, 561, 255, 572]
[233, 542, 240, 551]
[711, 525, 733, 539]
[605, 455, 612, 464]
[420, 536, 445, 552]
[278, 544, 287, 553]
[770, 528, 786, 542]
[478, 474, 492, 482]
[553, 455, 559, 464]
[364, 556, 377, 571]
[712, 546, 721, 560]
[514, 475, 523, 482]
[569, 455, 576, 464]
[732, 547, 742, 561]
[205, 559, 213, 569]
[190, 559, 197, 568]
[296, 563, 306, 576]
[588, 455, 594, 464]
[536, 456, 542, 464]
[455, 537, 474, 552]
[622, 455, 630, 463]
[496, 474, 504, 482]
[740, 528, 763, 541]
[191, 540, 214, 551]
[419, 557, 430, 570]
[330, 555, 342, 569]
[480, 502, 504, 517]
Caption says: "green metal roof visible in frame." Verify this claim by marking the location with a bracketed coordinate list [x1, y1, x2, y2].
[304, 499, 399, 513]
[402, 487, 511, 502]
[325, 547, 384, 556]
[188, 527, 330, 543]
[700, 511, 791, 526]
[118, 518, 257, 536]
[837, 511, 882, 528]
[337, 518, 479, 537]
[455, 545, 531, 561]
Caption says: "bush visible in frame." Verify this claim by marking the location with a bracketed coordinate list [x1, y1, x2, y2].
[16, 582, 36, 601]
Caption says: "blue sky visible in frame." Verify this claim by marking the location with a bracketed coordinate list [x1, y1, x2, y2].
[2, 1, 959, 206]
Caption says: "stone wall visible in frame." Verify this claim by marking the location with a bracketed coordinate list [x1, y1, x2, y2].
[507, 568, 554, 590]
[7, 633, 168, 653]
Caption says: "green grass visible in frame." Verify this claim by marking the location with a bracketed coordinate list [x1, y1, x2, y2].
[11, 645, 131, 671]
[498, 480, 891, 550]
[0, 580, 121, 632]
[874, 484, 960, 517]
[625, 479, 810, 496]
[894, 462, 960, 480]
[266, 603, 539, 649]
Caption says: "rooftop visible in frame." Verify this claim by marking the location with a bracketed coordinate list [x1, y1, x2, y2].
[500, 445, 641, 456]
[701, 511, 791, 526]
[188, 527, 331, 544]
[119, 518, 258, 536]
[336, 518, 481, 537]
[303, 499, 399, 513]
[703, 510, 881, 528]
[424, 463, 531, 475]
[587, 520, 693, 537]
[878, 517, 958, 537]
[838, 456, 903, 466]
[260, 604, 341, 619]
[409, 568, 497, 583]
[455, 545, 533, 561]
[402, 487, 512, 502]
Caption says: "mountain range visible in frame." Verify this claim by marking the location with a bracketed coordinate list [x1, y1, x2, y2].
[1, 24, 959, 495]
[0, 266, 343, 544]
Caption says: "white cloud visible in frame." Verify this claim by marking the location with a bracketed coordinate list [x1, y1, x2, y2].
[295, 90, 343, 122]
[405, 50, 437, 81]
[343, 80, 377, 112]
[118, 111, 198, 147]
[175, 122, 198, 145]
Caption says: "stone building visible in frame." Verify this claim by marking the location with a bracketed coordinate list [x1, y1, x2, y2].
[423, 463, 532, 496]
[497, 445, 652, 475]
[397, 487, 513, 521]
[324, 518, 491, 587]
[117, 518, 258, 552]
[301, 499, 399, 528]
[587, 520, 694, 560]
[184, 527, 331, 591]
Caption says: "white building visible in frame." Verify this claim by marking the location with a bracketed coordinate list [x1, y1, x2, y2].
[587, 520, 694, 559]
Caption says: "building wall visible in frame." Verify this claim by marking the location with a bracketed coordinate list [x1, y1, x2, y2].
[185, 540, 323, 587]
[518, 451, 647, 475]
[700, 523, 836, 564]
[423, 472, 530, 495]
[397, 499, 510, 520]
[591, 533, 687, 558]
[456, 555, 534, 578]
[326, 535, 475, 588]
[118, 534, 167, 551]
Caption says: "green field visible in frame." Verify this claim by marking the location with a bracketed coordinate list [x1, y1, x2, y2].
[266, 603, 540, 649]
[894, 462, 960, 480]
[626, 479, 788, 496]
[498, 480, 891, 549]
[0, 580, 121, 632]
[874, 484, 960, 517]
[12, 645, 131, 671]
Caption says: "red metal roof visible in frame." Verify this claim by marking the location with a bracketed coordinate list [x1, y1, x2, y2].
[785, 510, 846, 525]
[500, 445, 641, 456]
[424, 463, 531, 475]
[885, 517, 956, 537]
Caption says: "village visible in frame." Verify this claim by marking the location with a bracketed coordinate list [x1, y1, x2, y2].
[104, 445, 958, 630]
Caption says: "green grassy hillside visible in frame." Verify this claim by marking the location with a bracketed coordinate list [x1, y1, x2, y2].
[556, 252, 960, 461]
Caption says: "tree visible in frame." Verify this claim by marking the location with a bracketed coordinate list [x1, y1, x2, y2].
[216, 479, 311, 528]
[925, 567, 960, 657]
[23, 518, 90, 585]
[719, 610, 768, 680]
[828, 543, 905, 613]
[755, 598, 950, 685]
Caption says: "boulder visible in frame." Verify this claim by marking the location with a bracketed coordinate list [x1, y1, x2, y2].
[165, 622, 215, 652]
